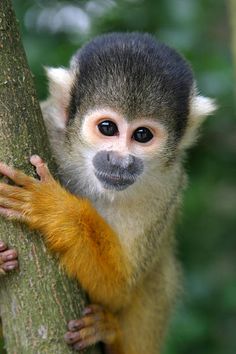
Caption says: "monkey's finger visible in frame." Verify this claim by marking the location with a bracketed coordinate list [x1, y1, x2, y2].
[0, 183, 30, 201]
[65, 326, 98, 345]
[0, 240, 8, 252]
[0, 260, 18, 272]
[30, 155, 53, 183]
[73, 332, 101, 351]
[68, 305, 105, 332]
[0, 245, 19, 276]
[0, 196, 28, 212]
[0, 248, 18, 263]
[0, 206, 27, 221]
[68, 319, 85, 332]
[68, 314, 100, 332]
[82, 304, 103, 315]
[67, 306, 118, 347]
[0, 162, 36, 187]
[64, 330, 82, 344]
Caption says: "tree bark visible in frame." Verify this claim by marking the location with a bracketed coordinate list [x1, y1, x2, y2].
[0, 1, 98, 353]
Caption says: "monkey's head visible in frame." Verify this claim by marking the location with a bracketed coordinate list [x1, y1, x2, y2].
[42, 33, 216, 199]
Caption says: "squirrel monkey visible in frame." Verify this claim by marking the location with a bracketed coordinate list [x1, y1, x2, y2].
[0, 33, 216, 353]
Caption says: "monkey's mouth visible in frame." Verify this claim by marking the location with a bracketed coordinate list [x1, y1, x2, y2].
[94, 170, 135, 191]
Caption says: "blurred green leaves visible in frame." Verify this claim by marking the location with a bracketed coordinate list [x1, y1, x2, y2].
[3, 1, 235, 353]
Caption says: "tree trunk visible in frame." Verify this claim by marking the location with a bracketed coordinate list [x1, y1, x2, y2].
[0, 1, 98, 353]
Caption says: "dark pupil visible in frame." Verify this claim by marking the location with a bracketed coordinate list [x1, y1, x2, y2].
[98, 120, 118, 136]
[133, 127, 153, 143]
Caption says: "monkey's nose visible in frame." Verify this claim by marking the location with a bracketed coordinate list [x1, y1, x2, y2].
[107, 151, 135, 169]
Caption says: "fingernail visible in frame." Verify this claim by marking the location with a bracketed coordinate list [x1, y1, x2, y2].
[5, 264, 16, 270]
[30, 155, 40, 161]
[75, 342, 85, 351]
[72, 324, 79, 330]
[72, 320, 83, 330]
[0, 242, 5, 248]
[82, 307, 92, 315]
[30, 156, 36, 163]
[6, 254, 14, 260]
[64, 333, 75, 342]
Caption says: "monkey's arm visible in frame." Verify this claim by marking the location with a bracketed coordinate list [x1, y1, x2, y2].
[0, 156, 131, 309]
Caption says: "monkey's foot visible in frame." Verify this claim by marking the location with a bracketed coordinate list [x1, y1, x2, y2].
[64, 304, 120, 351]
[0, 241, 18, 276]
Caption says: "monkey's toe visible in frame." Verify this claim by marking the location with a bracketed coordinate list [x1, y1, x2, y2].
[65, 304, 120, 351]
[0, 241, 18, 275]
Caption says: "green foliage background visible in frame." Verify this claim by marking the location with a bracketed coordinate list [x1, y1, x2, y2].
[1, 0, 236, 353]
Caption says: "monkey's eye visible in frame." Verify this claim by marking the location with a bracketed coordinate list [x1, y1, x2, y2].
[98, 120, 119, 136]
[132, 127, 153, 143]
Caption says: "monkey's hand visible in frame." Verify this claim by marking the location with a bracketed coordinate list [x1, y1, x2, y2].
[0, 157, 45, 276]
[65, 304, 122, 352]
[0, 155, 131, 309]
[0, 155, 58, 225]
[0, 241, 18, 276]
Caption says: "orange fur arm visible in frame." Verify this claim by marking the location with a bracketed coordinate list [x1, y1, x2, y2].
[0, 159, 131, 310]
[28, 181, 131, 308]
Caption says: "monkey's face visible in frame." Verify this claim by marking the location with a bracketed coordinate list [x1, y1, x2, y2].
[64, 108, 168, 195]
[43, 33, 216, 198]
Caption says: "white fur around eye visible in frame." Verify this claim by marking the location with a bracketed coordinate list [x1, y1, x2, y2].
[81, 109, 125, 147]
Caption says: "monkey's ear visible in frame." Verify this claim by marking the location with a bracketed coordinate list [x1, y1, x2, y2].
[179, 95, 217, 149]
[44, 67, 74, 125]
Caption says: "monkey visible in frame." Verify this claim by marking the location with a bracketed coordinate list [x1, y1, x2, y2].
[0, 33, 216, 353]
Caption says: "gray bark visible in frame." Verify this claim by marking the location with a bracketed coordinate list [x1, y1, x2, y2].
[0, 1, 98, 353]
